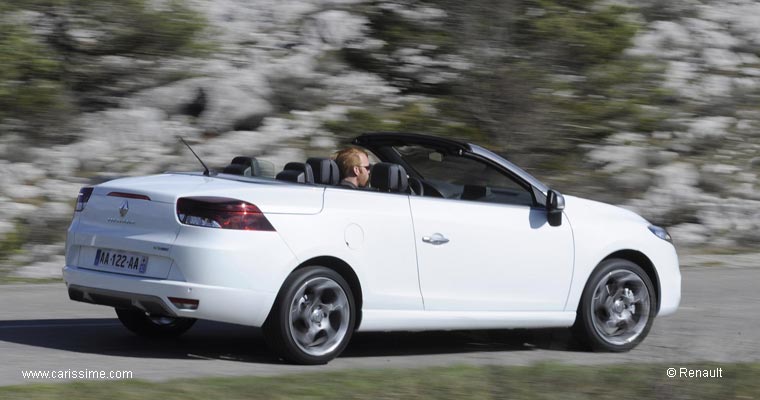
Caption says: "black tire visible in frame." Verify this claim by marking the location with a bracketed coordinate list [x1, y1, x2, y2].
[573, 258, 657, 352]
[115, 308, 196, 338]
[263, 266, 356, 365]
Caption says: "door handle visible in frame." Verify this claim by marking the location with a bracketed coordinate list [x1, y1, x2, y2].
[422, 233, 450, 245]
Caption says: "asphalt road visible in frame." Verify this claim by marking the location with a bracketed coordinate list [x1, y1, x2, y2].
[1, 265, 758, 386]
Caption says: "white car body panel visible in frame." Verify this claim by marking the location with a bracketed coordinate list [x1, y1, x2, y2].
[96, 173, 324, 214]
[71, 195, 180, 279]
[561, 196, 681, 316]
[63, 140, 680, 337]
[65, 175, 308, 326]
[408, 196, 574, 312]
[268, 188, 424, 312]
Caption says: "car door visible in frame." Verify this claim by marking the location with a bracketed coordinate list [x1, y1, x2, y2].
[318, 187, 423, 311]
[404, 148, 574, 312]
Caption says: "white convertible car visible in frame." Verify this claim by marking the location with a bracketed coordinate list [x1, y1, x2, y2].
[64, 132, 680, 364]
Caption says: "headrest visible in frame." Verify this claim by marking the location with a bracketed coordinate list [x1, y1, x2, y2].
[223, 156, 261, 177]
[306, 157, 340, 185]
[223, 163, 251, 176]
[370, 162, 408, 193]
[275, 162, 315, 184]
[461, 184, 492, 201]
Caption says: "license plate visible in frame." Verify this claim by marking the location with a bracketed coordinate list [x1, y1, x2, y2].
[94, 249, 149, 274]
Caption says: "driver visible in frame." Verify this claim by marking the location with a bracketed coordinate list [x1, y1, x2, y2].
[334, 147, 371, 189]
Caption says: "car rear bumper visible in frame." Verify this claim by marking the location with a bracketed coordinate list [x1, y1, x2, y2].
[63, 266, 276, 327]
[68, 284, 177, 316]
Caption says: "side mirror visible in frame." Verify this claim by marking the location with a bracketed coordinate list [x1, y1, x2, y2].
[546, 190, 565, 227]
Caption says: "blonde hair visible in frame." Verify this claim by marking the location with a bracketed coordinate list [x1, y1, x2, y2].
[334, 147, 368, 179]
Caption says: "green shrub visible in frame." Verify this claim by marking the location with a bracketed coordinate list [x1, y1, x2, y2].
[345, 1, 665, 168]
[325, 103, 486, 143]
[0, 21, 67, 122]
[0, 221, 28, 268]
[0, 0, 209, 135]
[516, 2, 638, 68]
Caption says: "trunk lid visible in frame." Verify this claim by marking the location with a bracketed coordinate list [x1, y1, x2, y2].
[70, 173, 323, 278]
[93, 173, 324, 214]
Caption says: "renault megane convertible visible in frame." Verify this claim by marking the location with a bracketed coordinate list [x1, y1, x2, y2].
[63, 132, 680, 364]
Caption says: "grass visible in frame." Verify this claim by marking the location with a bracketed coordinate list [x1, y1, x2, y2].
[0, 221, 28, 268]
[1, 363, 757, 399]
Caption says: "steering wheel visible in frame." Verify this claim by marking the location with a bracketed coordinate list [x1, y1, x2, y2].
[408, 177, 425, 196]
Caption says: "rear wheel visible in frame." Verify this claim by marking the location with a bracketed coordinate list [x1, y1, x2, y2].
[573, 259, 656, 352]
[263, 266, 356, 364]
[115, 308, 196, 338]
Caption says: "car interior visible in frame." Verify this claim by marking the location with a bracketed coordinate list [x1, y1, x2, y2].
[220, 154, 416, 194]
[218, 150, 533, 206]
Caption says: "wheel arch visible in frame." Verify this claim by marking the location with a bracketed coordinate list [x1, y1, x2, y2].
[291, 256, 364, 329]
[601, 250, 661, 313]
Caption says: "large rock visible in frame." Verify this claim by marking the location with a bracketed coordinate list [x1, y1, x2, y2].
[612, 170, 652, 193]
[302, 10, 369, 49]
[6, 185, 43, 201]
[196, 81, 273, 133]
[127, 77, 213, 116]
[587, 145, 648, 173]
[128, 71, 273, 134]
[699, 164, 741, 193]
[699, 74, 733, 98]
[379, 2, 447, 22]
[63, 107, 197, 174]
[627, 162, 703, 224]
[628, 20, 692, 58]
[30, 148, 81, 180]
[37, 179, 83, 203]
[654, 162, 700, 188]
[702, 48, 742, 70]
[697, 198, 760, 245]
[0, 219, 13, 237]
[321, 72, 400, 102]
[77, 107, 168, 145]
[668, 223, 710, 246]
[663, 61, 700, 98]
[687, 116, 735, 141]
[714, 2, 760, 45]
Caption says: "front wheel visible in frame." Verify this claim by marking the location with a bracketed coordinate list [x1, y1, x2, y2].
[263, 266, 356, 364]
[573, 259, 657, 352]
[115, 308, 196, 338]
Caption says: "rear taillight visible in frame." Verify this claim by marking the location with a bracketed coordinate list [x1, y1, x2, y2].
[176, 196, 275, 231]
[75, 187, 94, 212]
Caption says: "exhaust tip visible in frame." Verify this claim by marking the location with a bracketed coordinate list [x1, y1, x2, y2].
[169, 297, 199, 310]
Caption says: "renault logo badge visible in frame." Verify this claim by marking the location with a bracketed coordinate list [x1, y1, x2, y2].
[119, 200, 129, 217]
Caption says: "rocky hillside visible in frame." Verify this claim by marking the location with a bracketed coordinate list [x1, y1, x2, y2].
[0, 0, 758, 279]
[596, 0, 760, 250]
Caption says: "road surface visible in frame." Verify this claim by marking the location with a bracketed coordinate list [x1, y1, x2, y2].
[1, 265, 758, 386]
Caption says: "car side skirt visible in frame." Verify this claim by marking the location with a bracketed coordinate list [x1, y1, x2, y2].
[357, 310, 576, 332]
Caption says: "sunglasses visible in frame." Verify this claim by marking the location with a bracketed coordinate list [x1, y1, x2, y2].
[359, 164, 372, 171]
